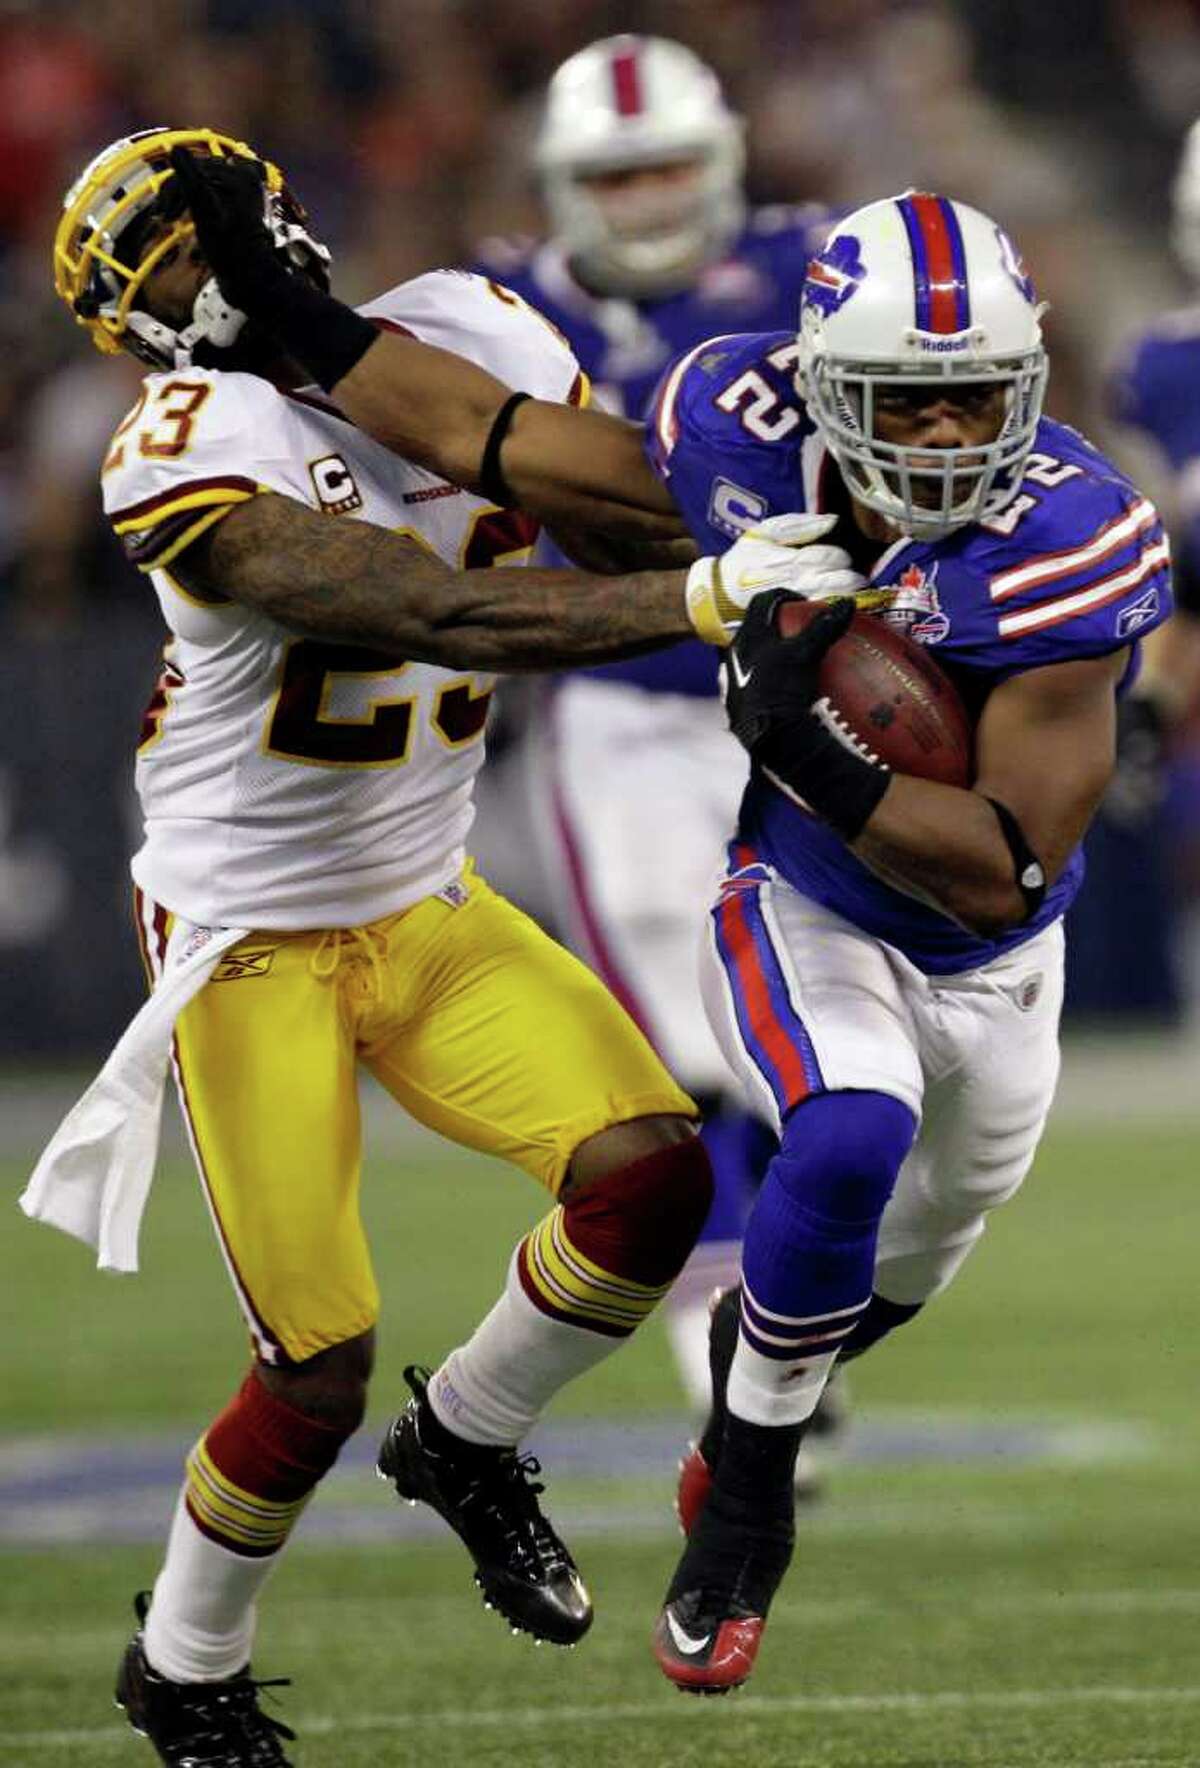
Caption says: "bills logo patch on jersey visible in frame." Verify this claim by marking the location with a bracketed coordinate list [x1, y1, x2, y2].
[803, 234, 867, 318]
[878, 563, 950, 645]
[309, 454, 364, 516]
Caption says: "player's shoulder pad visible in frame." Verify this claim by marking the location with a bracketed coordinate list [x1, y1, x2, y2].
[358, 270, 584, 407]
[956, 419, 1172, 662]
[648, 328, 800, 472]
[101, 369, 282, 574]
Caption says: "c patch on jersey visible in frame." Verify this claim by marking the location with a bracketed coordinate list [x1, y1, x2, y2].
[308, 454, 363, 516]
[708, 476, 769, 538]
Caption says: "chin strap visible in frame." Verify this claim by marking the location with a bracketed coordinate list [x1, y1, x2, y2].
[175, 277, 248, 364]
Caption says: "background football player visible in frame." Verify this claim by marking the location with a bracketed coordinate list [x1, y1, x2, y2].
[474, 36, 845, 1456]
[40, 125, 853, 1766]
[1106, 115, 1200, 805]
[178, 168, 1172, 1698]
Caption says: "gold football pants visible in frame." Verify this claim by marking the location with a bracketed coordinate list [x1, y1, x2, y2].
[135, 869, 695, 1363]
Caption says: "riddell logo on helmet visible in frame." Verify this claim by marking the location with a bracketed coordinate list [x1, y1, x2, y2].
[919, 335, 971, 353]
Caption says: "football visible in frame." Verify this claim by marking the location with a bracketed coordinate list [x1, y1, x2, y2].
[775, 599, 973, 787]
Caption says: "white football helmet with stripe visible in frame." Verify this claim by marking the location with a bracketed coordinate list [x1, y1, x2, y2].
[54, 126, 330, 370]
[796, 192, 1049, 539]
[534, 34, 745, 297]
[1171, 117, 1200, 281]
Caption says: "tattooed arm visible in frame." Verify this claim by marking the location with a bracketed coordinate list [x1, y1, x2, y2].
[173, 491, 692, 671]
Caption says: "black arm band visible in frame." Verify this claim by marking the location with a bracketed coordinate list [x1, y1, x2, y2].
[984, 796, 1047, 921]
[263, 267, 379, 394]
[478, 391, 531, 508]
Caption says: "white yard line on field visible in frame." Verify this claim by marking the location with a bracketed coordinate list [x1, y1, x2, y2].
[4, 1683, 1200, 1752]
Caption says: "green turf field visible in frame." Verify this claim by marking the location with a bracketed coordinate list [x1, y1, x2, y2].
[2, 1112, 1197, 1767]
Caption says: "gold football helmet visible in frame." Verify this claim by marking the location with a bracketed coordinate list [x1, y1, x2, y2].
[53, 126, 330, 370]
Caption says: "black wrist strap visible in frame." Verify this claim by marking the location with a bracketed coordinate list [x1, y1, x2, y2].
[235, 255, 378, 393]
[478, 391, 531, 508]
[984, 796, 1047, 921]
[758, 719, 891, 841]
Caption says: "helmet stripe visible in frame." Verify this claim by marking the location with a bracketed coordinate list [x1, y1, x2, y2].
[898, 193, 970, 334]
[611, 43, 644, 117]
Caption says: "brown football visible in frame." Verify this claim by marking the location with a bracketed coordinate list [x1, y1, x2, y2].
[775, 599, 973, 787]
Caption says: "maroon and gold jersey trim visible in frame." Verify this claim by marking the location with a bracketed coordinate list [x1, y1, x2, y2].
[110, 474, 261, 573]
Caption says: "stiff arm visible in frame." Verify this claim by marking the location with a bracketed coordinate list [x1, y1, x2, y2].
[174, 490, 693, 673]
[331, 332, 684, 542]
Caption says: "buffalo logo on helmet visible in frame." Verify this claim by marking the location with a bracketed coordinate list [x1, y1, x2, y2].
[802, 234, 867, 318]
[995, 225, 1037, 306]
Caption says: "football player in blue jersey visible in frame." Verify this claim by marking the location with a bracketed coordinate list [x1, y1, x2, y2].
[175, 165, 1171, 1697]
[475, 36, 845, 1440]
[1106, 116, 1200, 817]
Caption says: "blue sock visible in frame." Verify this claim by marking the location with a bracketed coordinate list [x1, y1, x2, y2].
[739, 1090, 917, 1362]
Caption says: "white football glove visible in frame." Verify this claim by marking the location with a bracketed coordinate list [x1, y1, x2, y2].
[685, 513, 866, 646]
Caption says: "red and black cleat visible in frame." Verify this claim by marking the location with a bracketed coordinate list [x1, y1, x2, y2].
[651, 1592, 764, 1694]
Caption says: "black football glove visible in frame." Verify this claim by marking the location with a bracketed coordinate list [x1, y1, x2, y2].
[168, 146, 275, 307]
[169, 145, 376, 392]
[1103, 689, 1169, 831]
[722, 591, 890, 841]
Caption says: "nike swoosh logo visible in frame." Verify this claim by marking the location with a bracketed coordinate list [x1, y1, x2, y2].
[729, 654, 754, 689]
[666, 1610, 712, 1656]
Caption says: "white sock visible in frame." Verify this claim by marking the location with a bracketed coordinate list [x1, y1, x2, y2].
[143, 1492, 281, 1682]
[429, 1250, 623, 1445]
[726, 1336, 839, 1428]
[663, 1299, 719, 1413]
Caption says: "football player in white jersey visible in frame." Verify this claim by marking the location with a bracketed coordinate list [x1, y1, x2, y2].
[45, 127, 854, 1766]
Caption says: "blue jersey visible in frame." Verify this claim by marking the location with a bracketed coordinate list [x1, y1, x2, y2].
[475, 206, 836, 697]
[647, 330, 1173, 974]
[1108, 306, 1200, 610]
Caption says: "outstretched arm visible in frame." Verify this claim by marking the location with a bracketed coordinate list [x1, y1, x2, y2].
[168, 145, 682, 541]
[173, 492, 691, 673]
[330, 334, 683, 540]
[172, 501, 831, 671]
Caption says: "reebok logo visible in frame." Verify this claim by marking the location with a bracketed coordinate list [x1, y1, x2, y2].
[212, 948, 276, 982]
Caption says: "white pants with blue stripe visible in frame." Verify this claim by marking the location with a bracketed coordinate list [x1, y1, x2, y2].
[701, 867, 1065, 1305]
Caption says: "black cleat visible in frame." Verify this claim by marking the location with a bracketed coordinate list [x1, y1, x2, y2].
[377, 1364, 592, 1646]
[115, 1592, 295, 1766]
[653, 1482, 794, 1694]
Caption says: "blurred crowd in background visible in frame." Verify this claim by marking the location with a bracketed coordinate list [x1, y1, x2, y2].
[3, 0, 1200, 1051]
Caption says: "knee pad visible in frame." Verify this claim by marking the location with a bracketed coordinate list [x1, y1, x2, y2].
[777, 1090, 916, 1226]
[561, 1135, 713, 1287]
